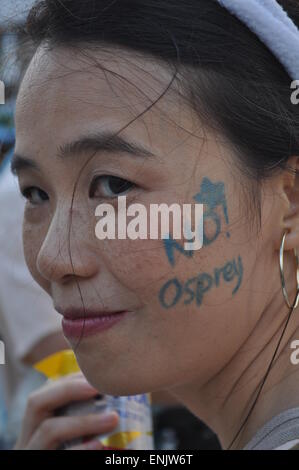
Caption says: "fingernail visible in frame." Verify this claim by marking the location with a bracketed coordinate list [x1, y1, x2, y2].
[84, 439, 102, 450]
[99, 411, 118, 424]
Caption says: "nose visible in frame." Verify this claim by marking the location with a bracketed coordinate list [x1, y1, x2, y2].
[36, 205, 99, 284]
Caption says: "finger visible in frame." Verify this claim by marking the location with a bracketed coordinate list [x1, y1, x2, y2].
[67, 438, 104, 450]
[65, 372, 87, 380]
[20, 377, 100, 444]
[44, 371, 89, 386]
[28, 411, 119, 450]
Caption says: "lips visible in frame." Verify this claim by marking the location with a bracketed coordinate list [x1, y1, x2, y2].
[55, 306, 129, 320]
[54, 306, 132, 339]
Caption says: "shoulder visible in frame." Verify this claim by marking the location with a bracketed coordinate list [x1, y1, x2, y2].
[274, 439, 299, 450]
[243, 407, 299, 450]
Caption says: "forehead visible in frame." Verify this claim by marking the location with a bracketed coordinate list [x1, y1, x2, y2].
[17, 44, 173, 112]
[15, 44, 201, 156]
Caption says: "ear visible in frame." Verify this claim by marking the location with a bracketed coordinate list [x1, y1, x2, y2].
[281, 156, 299, 251]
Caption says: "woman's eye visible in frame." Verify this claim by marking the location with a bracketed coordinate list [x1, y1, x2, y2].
[21, 187, 49, 206]
[89, 175, 136, 199]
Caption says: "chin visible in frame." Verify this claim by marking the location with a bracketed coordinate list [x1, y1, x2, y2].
[92, 376, 151, 396]
[79, 364, 153, 396]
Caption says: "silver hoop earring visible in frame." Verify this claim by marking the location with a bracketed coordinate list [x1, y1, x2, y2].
[279, 230, 299, 309]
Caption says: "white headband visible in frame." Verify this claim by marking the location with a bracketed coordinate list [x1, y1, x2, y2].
[216, 0, 299, 80]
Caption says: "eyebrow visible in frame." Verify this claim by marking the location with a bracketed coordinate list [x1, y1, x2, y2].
[11, 131, 155, 175]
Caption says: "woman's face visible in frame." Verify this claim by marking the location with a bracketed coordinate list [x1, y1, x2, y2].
[14, 45, 284, 395]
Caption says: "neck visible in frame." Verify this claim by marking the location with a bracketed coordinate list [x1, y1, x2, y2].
[167, 250, 299, 450]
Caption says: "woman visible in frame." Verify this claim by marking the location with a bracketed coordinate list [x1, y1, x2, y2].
[11, 0, 299, 450]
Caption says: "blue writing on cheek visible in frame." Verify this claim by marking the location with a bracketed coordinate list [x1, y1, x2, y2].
[158, 255, 244, 309]
[196, 273, 213, 307]
[221, 261, 234, 282]
[231, 255, 243, 294]
[163, 177, 231, 268]
[183, 277, 197, 305]
[158, 278, 182, 309]
[163, 237, 193, 267]
[194, 177, 230, 243]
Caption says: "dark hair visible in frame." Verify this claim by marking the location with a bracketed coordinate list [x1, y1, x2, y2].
[23, 0, 299, 449]
[24, 0, 299, 229]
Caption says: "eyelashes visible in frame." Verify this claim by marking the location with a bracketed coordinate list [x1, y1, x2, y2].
[89, 175, 136, 199]
[21, 175, 137, 207]
[21, 187, 49, 206]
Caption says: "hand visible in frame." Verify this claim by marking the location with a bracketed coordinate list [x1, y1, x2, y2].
[14, 372, 119, 450]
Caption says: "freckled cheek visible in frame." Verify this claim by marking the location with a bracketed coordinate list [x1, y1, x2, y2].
[104, 239, 172, 293]
[23, 221, 50, 292]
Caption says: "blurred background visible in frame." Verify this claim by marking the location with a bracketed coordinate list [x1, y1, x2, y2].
[0, 0, 221, 450]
